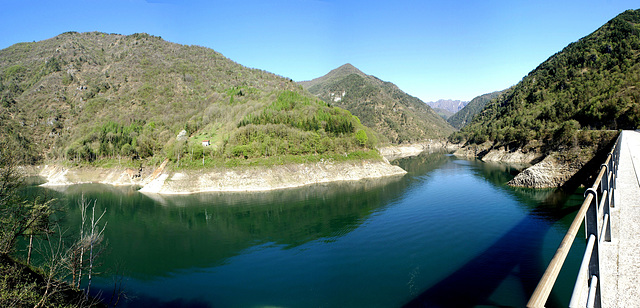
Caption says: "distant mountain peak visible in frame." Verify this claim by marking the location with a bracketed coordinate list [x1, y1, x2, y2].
[299, 63, 366, 88]
[425, 99, 469, 114]
[328, 63, 365, 77]
[339, 63, 356, 69]
[300, 64, 454, 143]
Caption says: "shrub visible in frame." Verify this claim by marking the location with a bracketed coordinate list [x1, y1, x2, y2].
[355, 129, 368, 146]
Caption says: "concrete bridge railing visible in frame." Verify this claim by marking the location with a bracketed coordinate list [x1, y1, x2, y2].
[527, 133, 622, 308]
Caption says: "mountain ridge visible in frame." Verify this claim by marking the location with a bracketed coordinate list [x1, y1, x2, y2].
[449, 9, 640, 188]
[453, 9, 640, 149]
[299, 63, 366, 88]
[425, 99, 468, 114]
[447, 90, 504, 129]
[300, 64, 454, 144]
[0, 32, 380, 168]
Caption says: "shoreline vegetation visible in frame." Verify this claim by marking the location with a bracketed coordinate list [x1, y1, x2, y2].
[3, 9, 640, 307]
[31, 143, 461, 194]
[1, 139, 111, 308]
[29, 131, 617, 192]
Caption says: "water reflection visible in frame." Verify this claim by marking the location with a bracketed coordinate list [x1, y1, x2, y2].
[403, 157, 584, 308]
[36, 174, 411, 278]
[26, 151, 584, 307]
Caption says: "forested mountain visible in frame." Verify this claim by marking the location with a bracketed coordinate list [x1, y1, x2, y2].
[451, 9, 640, 150]
[425, 99, 468, 114]
[0, 32, 377, 167]
[447, 90, 504, 129]
[300, 64, 454, 144]
[432, 107, 455, 120]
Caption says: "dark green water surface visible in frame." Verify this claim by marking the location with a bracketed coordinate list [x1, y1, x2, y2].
[31, 152, 587, 307]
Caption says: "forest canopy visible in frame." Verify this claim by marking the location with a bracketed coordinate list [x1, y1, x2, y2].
[450, 9, 640, 150]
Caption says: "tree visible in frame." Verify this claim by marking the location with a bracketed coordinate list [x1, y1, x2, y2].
[554, 120, 580, 148]
[65, 195, 107, 296]
[0, 139, 95, 307]
[355, 129, 368, 147]
[0, 140, 53, 255]
[0, 138, 110, 307]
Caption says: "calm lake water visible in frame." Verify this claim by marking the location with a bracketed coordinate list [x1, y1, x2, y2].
[29, 152, 587, 307]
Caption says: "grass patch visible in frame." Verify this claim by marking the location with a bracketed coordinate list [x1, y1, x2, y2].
[172, 149, 382, 170]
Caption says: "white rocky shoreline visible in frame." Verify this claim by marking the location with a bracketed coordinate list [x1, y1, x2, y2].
[43, 140, 586, 194]
[33, 141, 576, 192]
[33, 142, 471, 194]
[35, 156, 408, 195]
[139, 159, 406, 194]
[453, 145, 583, 188]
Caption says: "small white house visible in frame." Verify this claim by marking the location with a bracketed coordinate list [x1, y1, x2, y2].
[202, 140, 210, 147]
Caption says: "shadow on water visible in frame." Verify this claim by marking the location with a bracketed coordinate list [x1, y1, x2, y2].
[392, 150, 453, 176]
[403, 147, 613, 308]
[89, 291, 213, 308]
[36, 179, 407, 278]
[29, 153, 448, 280]
[29, 149, 604, 307]
[403, 193, 578, 308]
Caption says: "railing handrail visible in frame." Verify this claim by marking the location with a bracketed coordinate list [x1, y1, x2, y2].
[527, 132, 622, 307]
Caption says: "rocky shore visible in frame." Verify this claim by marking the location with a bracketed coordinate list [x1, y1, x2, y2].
[37, 158, 406, 194]
[378, 140, 460, 160]
[35, 141, 466, 194]
[139, 160, 406, 194]
[505, 155, 579, 188]
[453, 145, 590, 189]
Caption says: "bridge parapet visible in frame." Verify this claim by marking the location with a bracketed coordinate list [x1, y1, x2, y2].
[528, 132, 622, 308]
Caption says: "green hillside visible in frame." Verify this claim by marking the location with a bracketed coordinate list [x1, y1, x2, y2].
[0, 32, 377, 167]
[447, 90, 504, 129]
[451, 9, 640, 150]
[300, 64, 454, 144]
[433, 107, 455, 120]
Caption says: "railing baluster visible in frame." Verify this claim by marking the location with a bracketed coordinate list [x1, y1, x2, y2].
[527, 132, 621, 308]
[601, 214, 610, 243]
[584, 186, 602, 308]
[569, 234, 596, 307]
[587, 275, 599, 308]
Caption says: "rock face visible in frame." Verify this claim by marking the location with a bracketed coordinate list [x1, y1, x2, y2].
[39, 165, 147, 186]
[507, 155, 577, 188]
[480, 148, 542, 164]
[453, 146, 542, 164]
[378, 141, 460, 160]
[453, 144, 581, 189]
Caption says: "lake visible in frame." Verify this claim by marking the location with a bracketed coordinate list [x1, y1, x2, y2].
[29, 152, 587, 307]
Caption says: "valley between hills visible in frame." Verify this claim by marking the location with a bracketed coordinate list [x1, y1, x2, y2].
[3, 9, 640, 192]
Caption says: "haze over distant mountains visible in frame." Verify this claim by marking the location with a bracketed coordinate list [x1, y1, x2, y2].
[426, 99, 468, 113]
[424, 99, 468, 120]
[300, 64, 454, 144]
[447, 91, 504, 129]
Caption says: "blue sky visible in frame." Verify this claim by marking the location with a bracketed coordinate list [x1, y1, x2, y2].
[0, 1, 638, 102]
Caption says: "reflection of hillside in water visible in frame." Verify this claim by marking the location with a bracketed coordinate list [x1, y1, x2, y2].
[142, 175, 402, 207]
[471, 160, 526, 184]
[37, 175, 409, 278]
[404, 158, 586, 308]
[391, 150, 451, 175]
[38, 152, 562, 288]
[43, 183, 141, 195]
